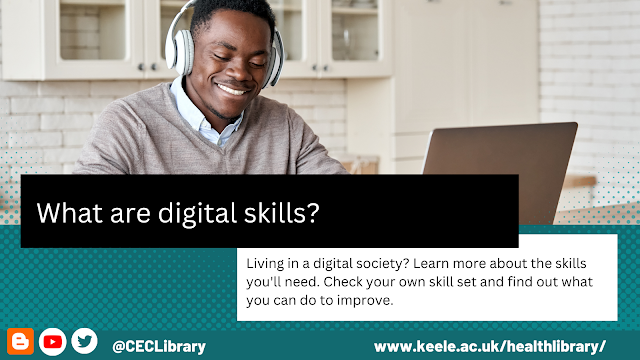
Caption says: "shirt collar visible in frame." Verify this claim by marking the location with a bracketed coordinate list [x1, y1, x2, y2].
[170, 75, 243, 133]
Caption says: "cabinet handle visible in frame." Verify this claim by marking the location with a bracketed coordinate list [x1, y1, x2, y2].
[312, 64, 318, 71]
[138, 63, 145, 71]
[499, 0, 513, 5]
[151, 63, 157, 71]
[323, 65, 330, 72]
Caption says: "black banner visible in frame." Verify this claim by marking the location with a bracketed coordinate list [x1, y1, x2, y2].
[21, 175, 518, 248]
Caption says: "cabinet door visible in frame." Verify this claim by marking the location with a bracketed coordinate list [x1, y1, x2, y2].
[42, 0, 145, 80]
[271, 0, 319, 78]
[393, 0, 469, 134]
[318, 0, 392, 78]
[469, 0, 538, 126]
[144, 0, 192, 79]
[144, 0, 318, 79]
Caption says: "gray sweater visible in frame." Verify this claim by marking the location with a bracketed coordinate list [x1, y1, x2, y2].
[73, 83, 349, 174]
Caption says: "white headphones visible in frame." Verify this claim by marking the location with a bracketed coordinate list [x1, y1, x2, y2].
[165, 0, 284, 89]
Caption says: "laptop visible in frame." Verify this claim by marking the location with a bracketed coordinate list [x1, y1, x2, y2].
[422, 122, 578, 225]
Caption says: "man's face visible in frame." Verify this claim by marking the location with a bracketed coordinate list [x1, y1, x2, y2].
[188, 10, 271, 123]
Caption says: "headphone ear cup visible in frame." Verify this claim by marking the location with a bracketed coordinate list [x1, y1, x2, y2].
[264, 30, 284, 89]
[185, 31, 194, 75]
[165, 34, 177, 69]
[262, 47, 277, 89]
[175, 30, 194, 76]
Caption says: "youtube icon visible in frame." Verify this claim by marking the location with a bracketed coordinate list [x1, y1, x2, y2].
[43, 335, 62, 348]
[39, 328, 67, 356]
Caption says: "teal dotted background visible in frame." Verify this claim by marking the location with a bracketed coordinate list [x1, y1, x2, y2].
[1, 225, 638, 331]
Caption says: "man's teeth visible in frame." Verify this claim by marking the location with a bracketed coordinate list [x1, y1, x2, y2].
[218, 84, 248, 96]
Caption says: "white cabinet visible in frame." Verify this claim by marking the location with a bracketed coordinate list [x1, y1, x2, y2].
[1, 0, 392, 80]
[394, 0, 469, 134]
[267, 0, 393, 79]
[468, 0, 539, 126]
[3, 0, 146, 80]
[316, 0, 392, 78]
[2, 0, 194, 80]
[268, 0, 319, 78]
[347, 0, 539, 174]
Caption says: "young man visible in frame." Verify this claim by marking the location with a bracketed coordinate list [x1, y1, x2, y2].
[73, 0, 348, 174]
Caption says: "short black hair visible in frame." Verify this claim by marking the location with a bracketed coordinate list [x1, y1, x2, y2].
[191, 0, 276, 43]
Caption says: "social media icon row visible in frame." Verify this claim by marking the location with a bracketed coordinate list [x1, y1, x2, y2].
[7, 328, 98, 356]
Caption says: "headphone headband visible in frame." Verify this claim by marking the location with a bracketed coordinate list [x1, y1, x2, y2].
[180, 0, 198, 12]
[266, 29, 285, 88]
[165, 0, 284, 89]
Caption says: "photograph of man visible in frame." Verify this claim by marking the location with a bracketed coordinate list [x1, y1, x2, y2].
[73, 0, 348, 175]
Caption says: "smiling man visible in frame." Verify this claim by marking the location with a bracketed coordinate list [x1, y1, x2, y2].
[73, 0, 348, 174]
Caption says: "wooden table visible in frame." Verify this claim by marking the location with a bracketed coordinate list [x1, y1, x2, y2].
[562, 175, 597, 188]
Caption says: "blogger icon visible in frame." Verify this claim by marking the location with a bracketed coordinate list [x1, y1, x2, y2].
[7, 328, 34, 355]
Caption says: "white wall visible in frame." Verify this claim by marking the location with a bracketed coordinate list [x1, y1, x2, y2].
[540, 0, 640, 208]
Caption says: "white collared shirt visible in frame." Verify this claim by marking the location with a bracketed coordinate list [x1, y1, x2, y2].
[170, 75, 243, 147]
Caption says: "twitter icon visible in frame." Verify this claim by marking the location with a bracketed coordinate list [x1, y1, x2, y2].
[71, 328, 98, 354]
[77, 335, 92, 348]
